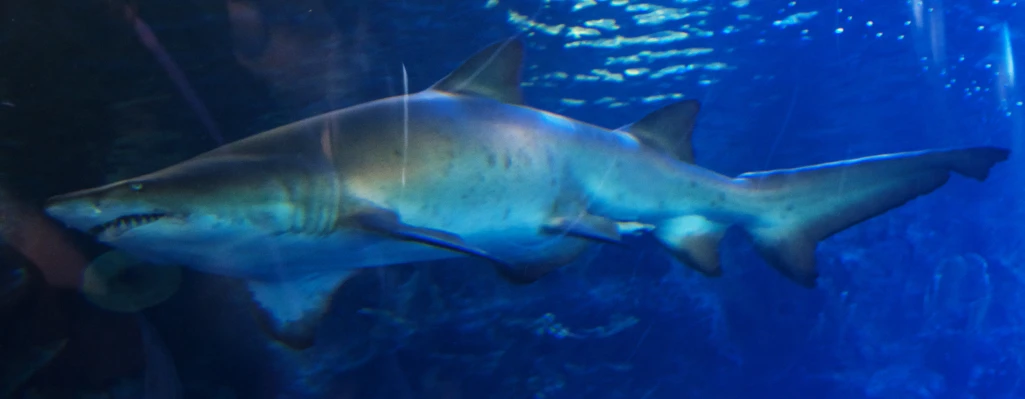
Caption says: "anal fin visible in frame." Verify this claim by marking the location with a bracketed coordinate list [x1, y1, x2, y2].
[654, 215, 728, 276]
[247, 270, 355, 350]
[543, 214, 622, 244]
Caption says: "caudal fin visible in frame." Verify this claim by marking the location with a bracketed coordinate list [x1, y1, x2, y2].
[739, 146, 1008, 286]
[655, 146, 1009, 287]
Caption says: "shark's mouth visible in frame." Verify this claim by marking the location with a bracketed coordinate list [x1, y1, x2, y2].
[88, 213, 169, 236]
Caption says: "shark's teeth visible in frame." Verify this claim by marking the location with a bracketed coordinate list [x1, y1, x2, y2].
[88, 213, 169, 236]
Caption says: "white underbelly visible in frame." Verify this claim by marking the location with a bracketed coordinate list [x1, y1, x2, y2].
[119, 225, 592, 281]
[120, 230, 460, 281]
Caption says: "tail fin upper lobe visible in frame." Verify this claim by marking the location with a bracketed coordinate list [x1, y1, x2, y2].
[655, 146, 1009, 287]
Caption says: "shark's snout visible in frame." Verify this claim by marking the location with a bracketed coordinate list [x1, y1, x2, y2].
[44, 183, 165, 236]
[44, 178, 190, 241]
[46, 190, 94, 207]
[44, 189, 118, 236]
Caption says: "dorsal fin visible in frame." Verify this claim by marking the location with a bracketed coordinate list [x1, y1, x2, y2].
[618, 100, 701, 163]
[429, 39, 524, 105]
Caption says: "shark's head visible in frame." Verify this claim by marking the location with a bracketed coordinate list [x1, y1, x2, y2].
[44, 154, 327, 265]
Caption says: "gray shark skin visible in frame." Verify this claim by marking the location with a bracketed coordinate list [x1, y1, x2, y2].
[45, 40, 1010, 349]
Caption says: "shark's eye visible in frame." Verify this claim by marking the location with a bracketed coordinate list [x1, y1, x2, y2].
[129, 182, 144, 192]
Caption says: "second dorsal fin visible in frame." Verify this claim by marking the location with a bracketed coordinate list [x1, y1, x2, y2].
[618, 100, 701, 164]
[429, 39, 525, 105]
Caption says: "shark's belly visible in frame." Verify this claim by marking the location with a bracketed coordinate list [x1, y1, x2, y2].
[134, 225, 589, 281]
[135, 230, 461, 280]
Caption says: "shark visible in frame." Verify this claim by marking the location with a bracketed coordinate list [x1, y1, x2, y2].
[44, 39, 1010, 348]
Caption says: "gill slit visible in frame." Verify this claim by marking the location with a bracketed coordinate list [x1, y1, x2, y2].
[323, 172, 343, 236]
[305, 177, 334, 236]
[283, 177, 301, 235]
[303, 171, 344, 236]
[321, 115, 343, 236]
[401, 63, 410, 199]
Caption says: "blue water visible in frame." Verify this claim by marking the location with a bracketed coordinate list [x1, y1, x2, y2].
[1, 0, 1023, 398]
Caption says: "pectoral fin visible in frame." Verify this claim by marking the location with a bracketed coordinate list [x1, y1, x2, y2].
[543, 214, 622, 244]
[351, 208, 574, 285]
[352, 208, 509, 266]
[247, 270, 355, 350]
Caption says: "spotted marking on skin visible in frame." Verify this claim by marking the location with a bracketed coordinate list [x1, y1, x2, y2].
[439, 161, 453, 177]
